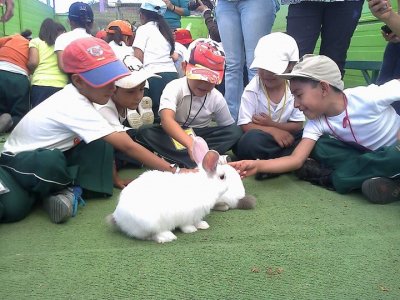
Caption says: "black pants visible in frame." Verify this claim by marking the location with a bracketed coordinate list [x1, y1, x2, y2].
[286, 0, 364, 77]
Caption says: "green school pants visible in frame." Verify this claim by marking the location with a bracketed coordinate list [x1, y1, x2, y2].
[311, 135, 400, 194]
[0, 139, 114, 223]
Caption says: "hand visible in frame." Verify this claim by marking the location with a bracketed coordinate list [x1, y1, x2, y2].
[252, 113, 275, 127]
[162, 0, 174, 11]
[368, 0, 393, 21]
[382, 31, 400, 43]
[195, 0, 209, 13]
[269, 127, 295, 148]
[0, 0, 14, 22]
[229, 160, 258, 178]
[113, 177, 133, 189]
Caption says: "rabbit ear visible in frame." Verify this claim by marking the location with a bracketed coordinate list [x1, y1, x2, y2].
[202, 150, 219, 174]
[192, 136, 209, 165]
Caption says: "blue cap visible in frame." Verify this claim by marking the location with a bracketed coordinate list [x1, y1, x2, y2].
[140, 0, 167, 15]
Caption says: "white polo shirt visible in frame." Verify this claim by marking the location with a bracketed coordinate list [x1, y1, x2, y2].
[303, 79, 400, 150]
[94, 99, 129, 132]
[3, 84, 115, 154]
[133, 21, 176, 74]
[238, 75, 305, 126]
[54, 28, 92, 52]
[159, 77, 234, 128]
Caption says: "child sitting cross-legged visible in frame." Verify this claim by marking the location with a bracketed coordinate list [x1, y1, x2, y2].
[93, 55, 161, 188]
[234, 32, 305, 180]
[136, 38, 242, 168]
[0, 37, 186, 224]
[230, 54, 400, 204]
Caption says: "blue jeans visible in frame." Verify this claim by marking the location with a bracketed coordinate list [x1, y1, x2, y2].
[216, 0, 277, 121]
[377, 42, 400, 114]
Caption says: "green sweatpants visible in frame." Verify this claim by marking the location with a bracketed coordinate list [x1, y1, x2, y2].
[0, 140, 114, 223]
[311, 135, 400, 194]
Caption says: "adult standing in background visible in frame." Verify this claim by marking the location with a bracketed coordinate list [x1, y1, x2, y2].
[285, 0, 364, 78]
[215, 0, 278, 121]
[162, 0, 191, 30]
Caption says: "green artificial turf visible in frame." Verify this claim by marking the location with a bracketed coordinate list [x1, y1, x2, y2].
[1, 167, 399, 299]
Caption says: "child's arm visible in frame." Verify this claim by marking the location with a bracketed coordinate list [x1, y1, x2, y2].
[133, 47, 144, 63]
[112, 161, 133, 189]
[103, 131, 179, 173]
[230, 138, 316, 178]
[160, 108, 195, 157]
[27, 46, 39, 73]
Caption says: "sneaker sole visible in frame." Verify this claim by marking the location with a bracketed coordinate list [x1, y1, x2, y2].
[127, 112, 143, 129]
[43, 194, 72, 223]
[138, 97, 154, 125]
[361, 177, 400, 204]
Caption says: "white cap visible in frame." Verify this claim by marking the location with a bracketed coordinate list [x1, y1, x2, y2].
[115, 55, 160, 89]
[277, 54, 344, 91]
[250, 32, 299, 74]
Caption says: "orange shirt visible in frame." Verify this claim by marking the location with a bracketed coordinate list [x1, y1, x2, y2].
[0, 35, 29, 73]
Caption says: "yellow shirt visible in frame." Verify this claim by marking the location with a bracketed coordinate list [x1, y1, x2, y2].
[29, 38, 68, 88]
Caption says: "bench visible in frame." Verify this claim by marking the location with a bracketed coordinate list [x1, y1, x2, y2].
[344, 61, 382, 84]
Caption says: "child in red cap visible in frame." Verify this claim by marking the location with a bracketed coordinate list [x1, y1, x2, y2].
[0, 37, 185, 224]
[136, 39, 242, 168]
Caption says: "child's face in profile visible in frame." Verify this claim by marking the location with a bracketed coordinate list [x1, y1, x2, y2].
[74, 76, 116, 105]
[187, 78, 215, 97]
[112, 82, 146, 110]
[290, 80, 325, 120]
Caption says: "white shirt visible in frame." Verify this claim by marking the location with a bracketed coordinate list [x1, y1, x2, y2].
[93, 99, 130, 132]
[303, 79, 400, 150]
[133, 22, 176, 74]
[54, 28, 92, 52]
[109, 41, 133, 61]
[159, 77, 234, 128]
[3, 84, 115, 154]
[238, 75, 305, 126]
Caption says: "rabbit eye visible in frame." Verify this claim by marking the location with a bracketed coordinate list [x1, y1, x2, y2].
[219, 174, 225, 180]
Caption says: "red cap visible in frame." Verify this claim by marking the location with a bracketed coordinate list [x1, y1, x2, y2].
[186, 39, 225, 85]
[62, 37, 130, 87]
[174, 28, 193, 45]
[95, 30, 107, 40]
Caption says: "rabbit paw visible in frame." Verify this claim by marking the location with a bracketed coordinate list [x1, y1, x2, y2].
[213, 202, 230, 211]
[195, 220, 210, 230]
[180, 225, 198, 233]
[153, 231, 177, 243]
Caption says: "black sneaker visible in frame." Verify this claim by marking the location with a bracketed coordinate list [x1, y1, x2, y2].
[295, 159, 334, 190]
[361, 177, 400, 204]
[255, 173, 280, 181]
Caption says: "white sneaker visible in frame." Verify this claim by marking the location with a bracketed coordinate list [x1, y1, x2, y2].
[127, 110, 143, 129]
[138, 96, 154, 125]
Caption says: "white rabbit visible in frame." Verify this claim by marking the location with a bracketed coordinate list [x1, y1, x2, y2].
[192, 136, 256, 212]
[108, 146, 229, 243]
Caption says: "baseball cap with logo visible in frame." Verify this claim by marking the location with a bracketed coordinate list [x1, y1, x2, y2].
[68, 1, 94, 24]
[277, 54, 344, 90]
[62, 37, 130, 87]
[106, 20, 133, 36]
[250, 32, 299, 74]
[115, 55, 161, 89]
[140, 0, 167, 15]
[185, 39, 225, 85]
[175, 28, 193, 45]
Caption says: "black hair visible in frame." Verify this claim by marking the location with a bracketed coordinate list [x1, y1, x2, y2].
[105, 26, 124, 45]
[38, 18, 66, 46]
[290, 77, 343, 93]
[20, 29, 32, 40]
[140, 8, 175, 55]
